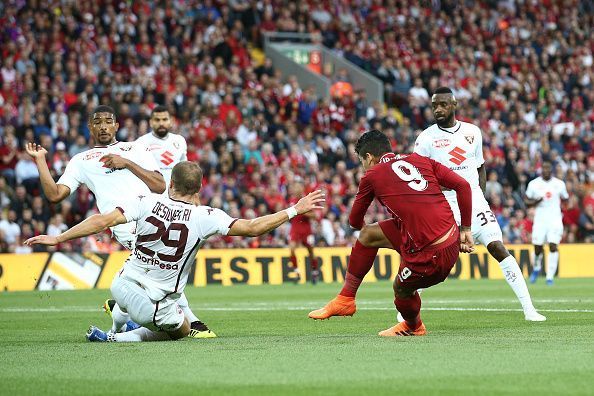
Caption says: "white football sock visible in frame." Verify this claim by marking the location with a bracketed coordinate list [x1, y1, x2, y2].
[113, 327, 171, 342]
[498, 255, 535, 312]
[533, 252, 543, 272]
[178, 293, 199, 323]
[547, 252, 559, 281]
[111, 303, 130, 333]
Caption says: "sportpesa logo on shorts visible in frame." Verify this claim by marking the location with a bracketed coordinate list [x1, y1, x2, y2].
[133, 249, 179, 270]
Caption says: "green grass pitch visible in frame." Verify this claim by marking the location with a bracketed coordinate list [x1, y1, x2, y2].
[1, 278, 593, 396]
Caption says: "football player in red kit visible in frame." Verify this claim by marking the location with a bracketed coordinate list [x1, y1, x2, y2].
[309, 130, 474, 336]
[288, 182, 320, 284]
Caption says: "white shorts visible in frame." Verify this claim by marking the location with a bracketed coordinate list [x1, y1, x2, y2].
[112, 222, 137, 250]
[450, 195, 503, 247]
[531, 220, 563, 245]
[110, 274, 184, 332]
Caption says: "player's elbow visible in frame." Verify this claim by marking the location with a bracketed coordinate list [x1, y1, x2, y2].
[348, 217, 362, 230]
[96, 216, 114, 231]
[249, 225, 266, 237]
[241, 220, 263, 237]
[153, 181, 166, 194]
[47, 194, 61, 204]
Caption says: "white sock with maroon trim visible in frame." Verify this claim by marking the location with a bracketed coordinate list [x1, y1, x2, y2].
[113, 327, 172, 342]
[499, 255, 535, 312]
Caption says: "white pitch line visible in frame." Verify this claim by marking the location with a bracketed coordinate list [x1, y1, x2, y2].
[1, 307, 592, 313]
[227, 299, 592, 306]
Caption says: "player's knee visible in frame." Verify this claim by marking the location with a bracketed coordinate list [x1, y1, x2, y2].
[132, 304, 157, 328]
[393, 281, 413, 298]
[549, 243, 558, 252]
[358, 225, 373, 246]
[487, 241, 509, 261]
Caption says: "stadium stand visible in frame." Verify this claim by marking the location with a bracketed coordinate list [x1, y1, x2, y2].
[0, 0, 593, 253]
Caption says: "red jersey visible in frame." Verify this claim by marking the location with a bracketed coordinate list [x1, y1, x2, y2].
[288, 197, 312, 235]
[349, 152, 472, 256]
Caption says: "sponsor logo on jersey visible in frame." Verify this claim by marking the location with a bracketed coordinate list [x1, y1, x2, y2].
[173, 141, 180, 149]
[545, 191, 552, 199]
[448, 146, 467, 165]
[433, 138, 451, 148]
[160, 151, 174, 166]
[84, 151, 103, 160]
[119, 145, 133, 151]
[464, 135, 474, 144]
[133, 249, 180, 270]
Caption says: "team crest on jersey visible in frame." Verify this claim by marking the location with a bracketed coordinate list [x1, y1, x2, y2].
[119, 145, 133, 151]
[464, 135, 474, 144]
[433, 138, 451, 148]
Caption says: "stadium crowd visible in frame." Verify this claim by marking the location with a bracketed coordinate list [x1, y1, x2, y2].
[1, 0, 594, 254]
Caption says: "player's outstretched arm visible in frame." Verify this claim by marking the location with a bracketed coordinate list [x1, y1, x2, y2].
[25, 143, 71, 203]
[100, 154, 166, 193]
[24, 209, 127, 246]
[228, 190, 325, 237]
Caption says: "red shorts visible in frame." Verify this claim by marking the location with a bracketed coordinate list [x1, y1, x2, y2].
[290, 230, 314, 246]
[379, 219, 459, 290]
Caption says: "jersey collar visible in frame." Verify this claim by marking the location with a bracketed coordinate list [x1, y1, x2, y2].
[93, 141, 120, 148]
[169, 196, 194, 205]
[379, 152, 396, 163]
[437, 120, 461, 134]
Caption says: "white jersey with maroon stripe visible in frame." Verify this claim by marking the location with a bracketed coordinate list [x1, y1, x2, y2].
[117, 193, 236, 301]
[414, 121, 484, 200]
[414, 120, 503, 246]
[136, 132, 187, 185]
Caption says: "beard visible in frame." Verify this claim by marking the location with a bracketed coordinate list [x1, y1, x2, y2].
[155, 127, 169, 138]
[436, 113, 455, 127]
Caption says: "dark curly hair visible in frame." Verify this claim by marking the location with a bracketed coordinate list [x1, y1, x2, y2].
[354, 129, 392, 158]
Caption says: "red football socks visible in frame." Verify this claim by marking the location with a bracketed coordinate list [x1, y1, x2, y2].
[395, 291, 422, 329]
[339, 240, 378, 297]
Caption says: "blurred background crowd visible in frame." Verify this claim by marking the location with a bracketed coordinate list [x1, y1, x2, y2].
[1, 0, 594, 254]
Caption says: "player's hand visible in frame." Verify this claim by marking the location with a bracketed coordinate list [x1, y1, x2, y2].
[24, 235, 59, 246]
[25, 142, 48, 161]
[100, 154, 129, 169]
[459, 227, 474, 253]
[294, 190, 326, 215]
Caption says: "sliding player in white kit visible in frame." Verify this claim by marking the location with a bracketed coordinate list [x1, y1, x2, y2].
[525, 161, 568, 285]
[27, 105, 210, 337]
[413, 87, 545, 321]
[98, 105, 209, 338]
[25, 162, 325, 342]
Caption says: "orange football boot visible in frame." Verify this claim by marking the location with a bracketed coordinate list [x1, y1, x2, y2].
[378, 321, 427, 336]
[308, 295, 356, 320]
